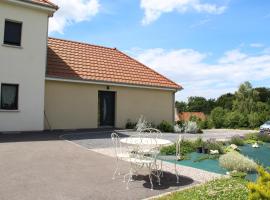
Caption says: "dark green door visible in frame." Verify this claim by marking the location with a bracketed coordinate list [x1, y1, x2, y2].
[98, 91, 115, 126]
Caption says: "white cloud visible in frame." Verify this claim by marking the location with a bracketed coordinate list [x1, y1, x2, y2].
[130, 48, 270, 101]
[49, 0, 100, 34]
[140, 0, 227, 25]
[250, 43, 264, 48]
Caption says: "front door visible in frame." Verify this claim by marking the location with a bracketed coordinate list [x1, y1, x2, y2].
[98, 91, 115, 127]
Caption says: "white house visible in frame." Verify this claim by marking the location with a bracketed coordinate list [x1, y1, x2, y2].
[0, 0, 181, 132]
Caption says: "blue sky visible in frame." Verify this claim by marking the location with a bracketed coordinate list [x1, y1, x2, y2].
[49, 0, 270, 101]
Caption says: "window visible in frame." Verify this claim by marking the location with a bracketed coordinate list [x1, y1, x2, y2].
[1, 84, 19, 110]
[4, 20, 22, 46]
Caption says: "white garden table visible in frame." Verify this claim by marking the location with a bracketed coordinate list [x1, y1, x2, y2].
[120, 137, 172, 147]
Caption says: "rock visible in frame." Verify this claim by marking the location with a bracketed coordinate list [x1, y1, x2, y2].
[210, 150, 219, 155]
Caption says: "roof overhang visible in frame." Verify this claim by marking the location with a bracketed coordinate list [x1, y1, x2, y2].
[45, 76, 181, 92]
[4, 0, 58, 16]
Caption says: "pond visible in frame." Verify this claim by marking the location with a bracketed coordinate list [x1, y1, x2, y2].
[167, 143, 270, 181]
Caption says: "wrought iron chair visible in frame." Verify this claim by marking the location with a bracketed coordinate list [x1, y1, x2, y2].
[124, 136, 161, 190]
[111, 132, 130, 180]
[158, 135, 182, 183]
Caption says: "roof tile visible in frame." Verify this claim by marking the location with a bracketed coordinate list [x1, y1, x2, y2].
[47, 37, 181, 90]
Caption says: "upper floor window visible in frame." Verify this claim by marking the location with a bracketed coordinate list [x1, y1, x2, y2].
[4, 20, 22, 46]
[1, 84, 19, 110]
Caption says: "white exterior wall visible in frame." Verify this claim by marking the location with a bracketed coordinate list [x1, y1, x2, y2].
[0, 1, 50, 132]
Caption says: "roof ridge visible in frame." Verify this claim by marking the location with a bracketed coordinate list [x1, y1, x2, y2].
[48, 37, 115, 50]
[114, 49, 182, 89]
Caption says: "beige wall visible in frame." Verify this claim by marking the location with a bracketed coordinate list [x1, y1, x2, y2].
[45, 80, 175, 130]
[0, 1, 52, 131]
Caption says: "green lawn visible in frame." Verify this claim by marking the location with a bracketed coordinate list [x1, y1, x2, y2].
[158, 178, 249, 200]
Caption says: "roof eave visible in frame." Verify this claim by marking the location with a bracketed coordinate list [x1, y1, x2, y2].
[4, 0, 58, 15]
[45, 76, 180, 92]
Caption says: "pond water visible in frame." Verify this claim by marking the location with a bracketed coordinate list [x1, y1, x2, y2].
[170, 143, 270, 181]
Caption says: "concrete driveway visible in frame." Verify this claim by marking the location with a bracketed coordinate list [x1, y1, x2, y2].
[0, 132, 195, 200]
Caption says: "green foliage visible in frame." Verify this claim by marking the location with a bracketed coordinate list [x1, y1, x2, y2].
[210, 107, 227, 128]
[157, 178, 249, 200]
[175, 101, 188, 112]
[125, 119, 137, 129]
[157, 120, 174, 133]
[233, 81, 259, 115]
[160, 139, 196, 156]
[248, 113, 261, 128]
[175, 82, 270, 129]
[248, 166, 270, 200]
[224, 111, 248, 128]
[244, 132, 259, 141]
[204, 139, 225, 154]
[254, 87, 270, 103]
[193, 154, 220, 162]
[230, 171, 247, 179]
[216, 93, 235, 110]
[187, 96, 215, 114]
[219, 152, 257, 172]
[258, 133, 270, 143]
[230, 135, 245, 146]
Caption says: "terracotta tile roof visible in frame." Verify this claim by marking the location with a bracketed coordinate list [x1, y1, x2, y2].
[46, 38, 181, 90]
[25, 0, 58, 9]
[178, 112, 206, 121]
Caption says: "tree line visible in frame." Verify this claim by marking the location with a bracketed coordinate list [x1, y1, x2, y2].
[175, 82, 270, 129]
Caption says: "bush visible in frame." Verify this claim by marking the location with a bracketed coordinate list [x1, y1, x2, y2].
[204, 139, 225, 154]
[157, 120, 174, 133]
[210, 107, 227, 128]
[219, 152, 257, 172]
[125, 119, 137, 129]
[258, 133, 270, 143]
[230, 135, 245, 146]
[198, 120, 208, 129]
[225, 112, 249, 128]
[135, 115, 150, 131]
[244, 132, 259, 141]
[160, 139, 196, 155]
[185, 121, 198, 133]
[248, 166, 270, 200]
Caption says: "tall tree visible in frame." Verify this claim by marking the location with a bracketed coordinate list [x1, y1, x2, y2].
[233, 81, 259, 114]
[187, 96, 215, 114]
[175, 101, 187, 113]
[216, 93, 235, 110]
[254, 87, 270, 103]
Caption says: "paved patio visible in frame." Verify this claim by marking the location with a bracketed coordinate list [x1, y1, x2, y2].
[0, 131, 196, 200]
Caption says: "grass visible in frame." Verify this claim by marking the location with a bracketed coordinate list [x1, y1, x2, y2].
[157, 178, 248, 200]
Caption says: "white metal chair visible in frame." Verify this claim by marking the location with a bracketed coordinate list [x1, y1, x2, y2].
[139, 128, 163, 139]
[158, 135, 182, 183]
[124, 136, 161, 190]
[111, 132, 130, 179]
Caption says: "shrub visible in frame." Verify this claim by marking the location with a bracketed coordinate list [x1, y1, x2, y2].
[125, 119, 137, 129]
[135, 115, 150, 131]
[174, 124, 183, 133]
[185, 121, 198, 134]
[219, 152, 257, 172]
[225, 112, 249, 128]
[248, 166, 270, 200]
[258, 133, 270, 143]
[198, 120, 208, 129]
[244, 132, 259, 141]
[210, 107, 227, 128]
[157, 120, 174, 133]
[230, 171, 247, 179]
[160, 143, 176, 155]
[194, 137, 204, 148]
[230, 135, 245, 146]
[180, 139, 196, 155]
[160, 139, 196, 155]
[204, 139, 225, 154]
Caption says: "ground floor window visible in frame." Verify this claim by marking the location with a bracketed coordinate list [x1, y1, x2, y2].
[1, 83, 19, 110]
